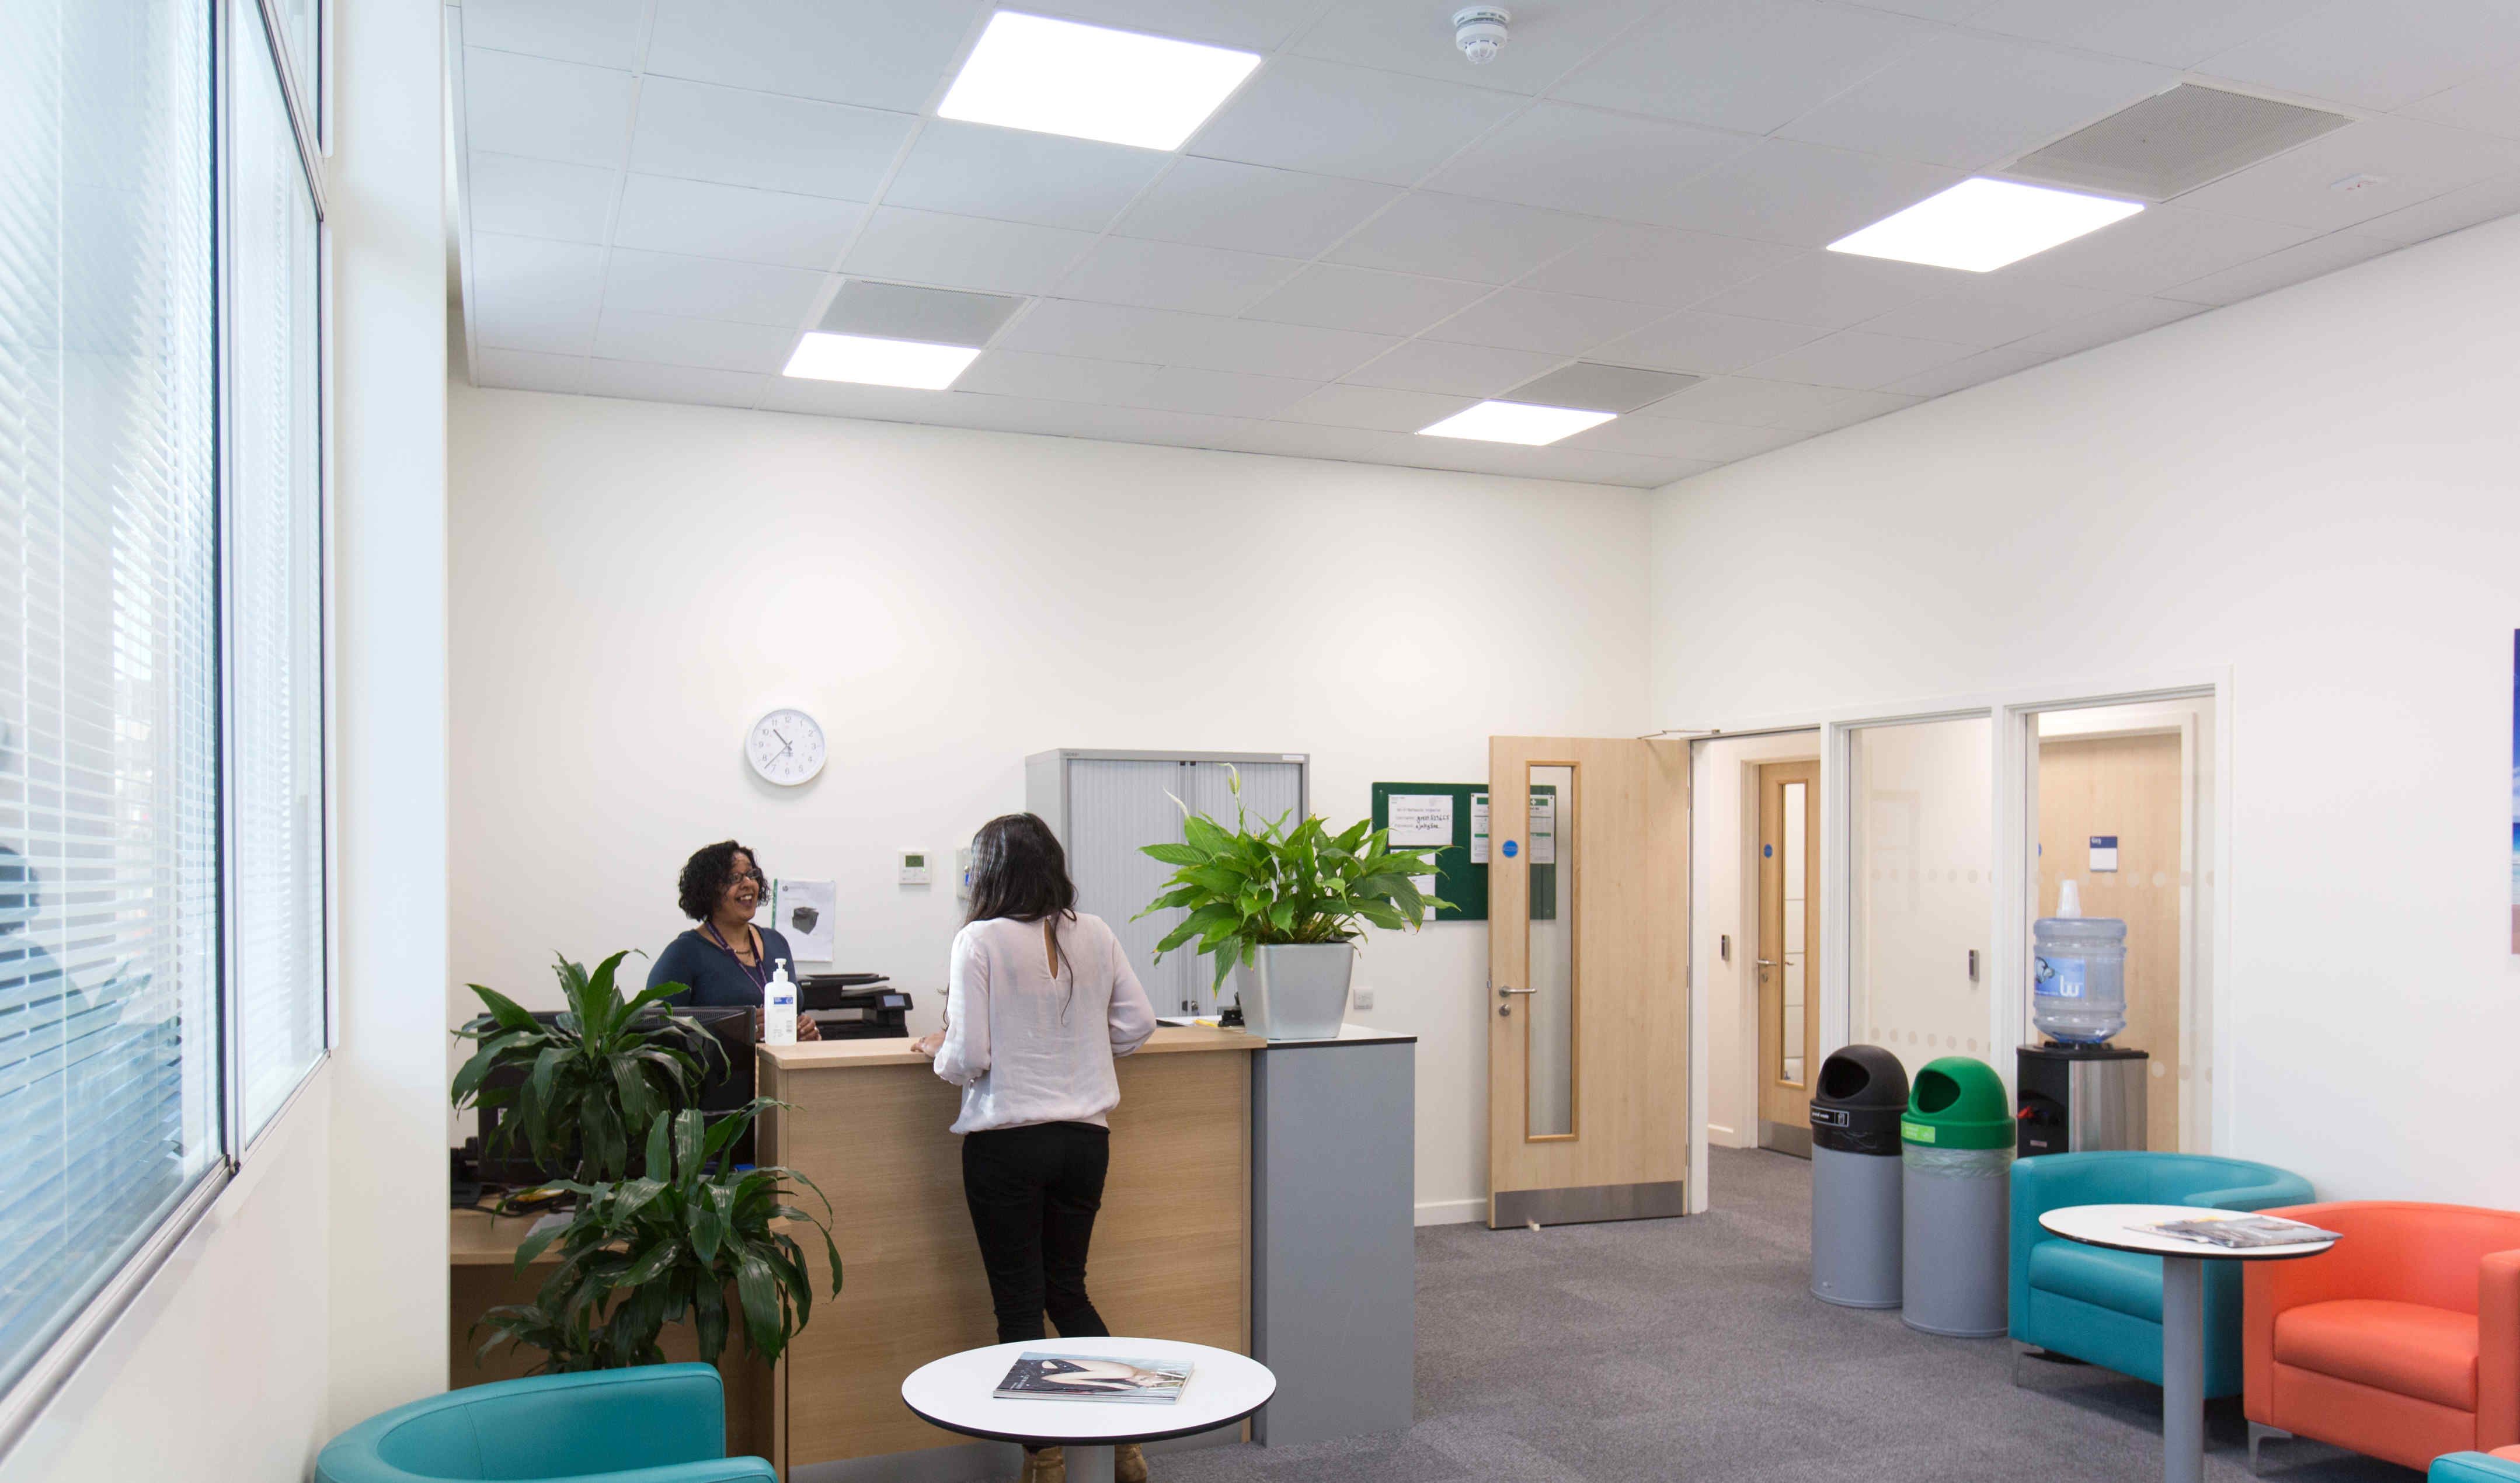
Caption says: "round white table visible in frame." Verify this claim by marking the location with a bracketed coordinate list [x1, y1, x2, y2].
[2038, 1204, 2336, 1483]
[902, 1338, 1276, 1483]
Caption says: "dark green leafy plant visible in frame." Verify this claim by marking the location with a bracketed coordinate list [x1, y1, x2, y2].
[474, 1103, 843, 1373]
[451, 951, 720, 1185]
[1136, 766, 1450, 991]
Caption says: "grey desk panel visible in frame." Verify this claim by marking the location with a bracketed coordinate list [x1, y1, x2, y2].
[1251, 1039, 1415, 1446]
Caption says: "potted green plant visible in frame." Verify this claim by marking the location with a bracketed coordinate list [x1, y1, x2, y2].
[451, 951, 719, 1188]
[1137, 768, 1448, 1039]
[474, 1103, 843, 1373]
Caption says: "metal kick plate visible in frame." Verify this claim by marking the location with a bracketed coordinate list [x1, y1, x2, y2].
[1492, 1180, 1687, 1229]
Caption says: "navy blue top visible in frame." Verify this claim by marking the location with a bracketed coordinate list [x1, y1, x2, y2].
[648, 925, 796, 1009]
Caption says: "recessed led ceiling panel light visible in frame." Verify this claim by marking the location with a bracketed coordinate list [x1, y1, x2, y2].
[782, 332, 980, 390]
[1418, 401, 1617, 446]
[1828, 177, 2144, 273]
[938, 11, 1262, 152]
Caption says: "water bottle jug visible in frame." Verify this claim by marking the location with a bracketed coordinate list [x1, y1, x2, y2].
[764, 960, 798, 1046]
[2032, 885, 2126, 1043]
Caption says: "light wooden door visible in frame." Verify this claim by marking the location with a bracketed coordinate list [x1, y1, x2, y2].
[1756, 761, 1821, 1147]
[1486, 736, 1689, 1228]
[2037, 731, 2182, 1150]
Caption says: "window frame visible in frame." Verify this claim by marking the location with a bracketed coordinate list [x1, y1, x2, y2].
[0, 0, 334, 1454]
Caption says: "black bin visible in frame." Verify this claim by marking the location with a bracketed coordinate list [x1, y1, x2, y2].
[1810, 1045, 1908, 1309]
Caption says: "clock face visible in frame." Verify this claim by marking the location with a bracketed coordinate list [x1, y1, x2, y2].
[747, 708, 826, 786]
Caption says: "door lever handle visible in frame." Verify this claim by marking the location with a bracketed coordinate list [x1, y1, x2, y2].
[1496, 985, 1536, 997]
[1755, 958, 1778, 967]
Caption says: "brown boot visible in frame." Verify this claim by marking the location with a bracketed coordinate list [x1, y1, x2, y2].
[1115, 1442, 1148, 1483]
[1020, 1446, 1065, 1483]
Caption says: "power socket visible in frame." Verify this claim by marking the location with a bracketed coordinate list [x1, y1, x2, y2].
[1351, 984, 1374, 1011]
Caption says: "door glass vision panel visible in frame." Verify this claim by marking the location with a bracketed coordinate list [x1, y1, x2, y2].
[1526, 765, 1575, 1139]
[1778, 779, 1808, 1086]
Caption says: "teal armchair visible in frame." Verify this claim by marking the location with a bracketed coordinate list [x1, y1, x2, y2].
[316, 1364, 773, 1483]
[2010, 1151, 2313, 1398]
[2435, 1453, 2520, 1481]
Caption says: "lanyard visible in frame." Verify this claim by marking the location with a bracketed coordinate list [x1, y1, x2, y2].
[702, 920, 771, 993]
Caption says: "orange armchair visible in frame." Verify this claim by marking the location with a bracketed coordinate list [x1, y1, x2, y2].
[2244, 1202, 2520, 1473]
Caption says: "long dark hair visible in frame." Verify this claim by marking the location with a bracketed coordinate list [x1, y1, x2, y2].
[964, 813, 1077, 928]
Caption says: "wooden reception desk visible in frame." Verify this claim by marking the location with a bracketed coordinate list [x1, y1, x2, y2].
[757, 1026, 1261, 1473]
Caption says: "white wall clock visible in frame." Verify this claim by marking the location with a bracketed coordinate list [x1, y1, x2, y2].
[747, 708, 826, 786]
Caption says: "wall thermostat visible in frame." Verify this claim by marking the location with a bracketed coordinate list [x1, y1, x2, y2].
[898, 851, 932, 886]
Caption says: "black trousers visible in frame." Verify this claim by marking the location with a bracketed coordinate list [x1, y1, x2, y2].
[961, 1121, 1113, 1345]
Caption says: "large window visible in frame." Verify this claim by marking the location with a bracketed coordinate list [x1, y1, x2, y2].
[0, 0, 328, 1443]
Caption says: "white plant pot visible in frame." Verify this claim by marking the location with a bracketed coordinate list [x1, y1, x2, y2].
[1234, 942, 1355, 1042]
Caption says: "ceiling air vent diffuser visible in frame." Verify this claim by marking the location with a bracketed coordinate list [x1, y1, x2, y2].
[2005, 84, 2353, 202]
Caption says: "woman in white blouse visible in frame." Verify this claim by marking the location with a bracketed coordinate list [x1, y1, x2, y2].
[911, 812, 1157, 1483]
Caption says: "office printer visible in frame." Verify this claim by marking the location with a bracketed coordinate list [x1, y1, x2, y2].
[800, 972, 912, 1039]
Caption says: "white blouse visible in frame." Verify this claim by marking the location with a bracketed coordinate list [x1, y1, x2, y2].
[931, 912, 1158, 1135]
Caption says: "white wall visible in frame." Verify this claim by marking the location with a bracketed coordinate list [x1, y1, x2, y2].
[1649, 209, 2520, 1206]
[446, 387, 1652, 1221]
[5, 0, 449, 1470]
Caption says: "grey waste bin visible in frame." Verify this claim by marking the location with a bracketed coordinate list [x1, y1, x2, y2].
[1810, 1045, 1908, 1309]
[1899, 1056, 2014, 1338]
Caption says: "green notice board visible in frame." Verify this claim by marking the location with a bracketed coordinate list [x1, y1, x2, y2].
[1369, 783, 1558, 924]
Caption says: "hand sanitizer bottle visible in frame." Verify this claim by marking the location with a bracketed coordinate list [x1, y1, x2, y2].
[764, 960, 798, 1046]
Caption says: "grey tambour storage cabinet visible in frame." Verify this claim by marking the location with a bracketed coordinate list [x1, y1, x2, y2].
[1025, 750, 1307, 1019]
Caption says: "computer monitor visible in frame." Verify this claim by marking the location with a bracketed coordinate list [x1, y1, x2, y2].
[469, 1005, 756, 1188]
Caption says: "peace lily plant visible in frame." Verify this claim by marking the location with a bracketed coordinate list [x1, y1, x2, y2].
[1136, 766, 1449, 1039]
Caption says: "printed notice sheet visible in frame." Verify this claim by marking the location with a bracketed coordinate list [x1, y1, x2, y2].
[1386, 793, 1454, 847]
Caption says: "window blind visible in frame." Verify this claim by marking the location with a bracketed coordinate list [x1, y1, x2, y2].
[0, 0, 225, 1400]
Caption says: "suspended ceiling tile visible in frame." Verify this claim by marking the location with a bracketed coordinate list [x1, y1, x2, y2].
[816, 280, 1024, 346]
[469, 233, 606, 354]
[1037, 0, 1322, 51]
[1126, 367, 1322, 420]
[461, 0, 649, 69]
[612, 175, 865, 270]
[1587, 310, 1829, 375]
[2351, 170, 2520, 243]
[2170, 115, 2520, 233]
[1055, 237, 1304, 316]
[2006, 294, 2208, 355]
[2198, 0, 2520, 113]
[1649, 140, 1964, 248]
[1648, 375, 1912, 430]
[1562, 414, 1807, 461]
[954, 350, 1169, 406]
[601, 248, 828, 327]
[884, 121, 1172, 233]
[1001, 300, 1395, 382]
[580, 358, 768, 410]
[1113, 158, 1402, 259]
[1748, 328, 1976, 389]
[628, 77, 916, 201]
[841, 208, 1101, 296]
[462, 48, 635, 169]
[2156, 229, 2399, 305]
[1964, 0, 2298, 69]
[1851, 277, 2131, 346]
[1512, 224, 1806, 309]
[1422, 288, 1669, 357]
[754, 376, 959, 421]
[1244, 264, 1494, 338]
[1290, 0, 1666, 98]
[1423, 102, 1755, 224]
[2399, 65, 2520, 141]
[645, 0, 986, 114]
[1278, 382, 1478, 434]
[1692, 252, 1956, 331]
[1777, 32, 2172, 170]
[1186, 56, 1523, 186]
[1324, 192, 1603, 284]
[1997, 204, 2318, 295]
[472, 347, 589, 395]
[465, 151, 618, 243]
[592, 309, 796, 374]
[1506, 361, 1701, 413]
[1841, 0, 2000, 22]
[1549, 0, 1930, 135]
[1876, 343, 2062, 397]
[1336, 339, 1570, 398]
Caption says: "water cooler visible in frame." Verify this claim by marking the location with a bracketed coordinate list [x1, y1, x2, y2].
[2014, 1042, 2147, 1157]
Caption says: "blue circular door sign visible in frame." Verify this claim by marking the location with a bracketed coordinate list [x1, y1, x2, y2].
[1764, 844, 1774, 858]
[1502, 839, 1519, 858]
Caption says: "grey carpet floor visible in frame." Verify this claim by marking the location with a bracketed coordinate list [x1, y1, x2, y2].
[1157, 1148, 2418, 1482]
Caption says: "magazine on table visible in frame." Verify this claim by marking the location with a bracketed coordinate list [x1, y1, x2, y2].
[993, 1353, 1194, 1405]
[2132, 1213, 2342, 1249]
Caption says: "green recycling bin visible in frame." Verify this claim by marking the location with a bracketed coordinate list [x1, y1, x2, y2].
[1899, 1056, 2014, 1337]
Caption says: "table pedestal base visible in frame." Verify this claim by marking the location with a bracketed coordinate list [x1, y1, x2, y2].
[2161, 1254, 2204, 1483]
[1064, 1443, 1115, 1483]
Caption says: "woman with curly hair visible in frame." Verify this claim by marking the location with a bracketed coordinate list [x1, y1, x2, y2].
[647, 840, 820, 1039]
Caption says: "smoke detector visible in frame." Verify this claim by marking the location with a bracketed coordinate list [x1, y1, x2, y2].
[1453, 6, 1509, 65]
